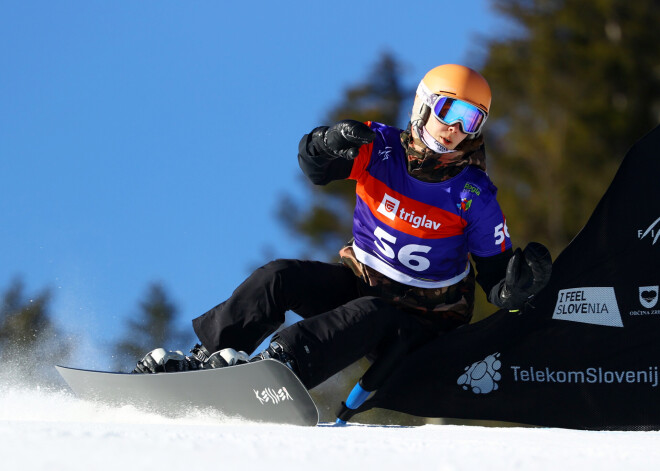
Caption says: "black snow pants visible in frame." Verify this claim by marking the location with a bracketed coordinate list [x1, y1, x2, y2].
[192, 259, 436, 389]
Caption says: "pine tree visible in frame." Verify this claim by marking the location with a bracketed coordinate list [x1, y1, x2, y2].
[481, 0, 660, 255]
[0, 278, 72, 385]
[113, 282, 194, 371]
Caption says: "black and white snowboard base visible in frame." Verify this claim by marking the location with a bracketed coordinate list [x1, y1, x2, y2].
[56, 359, 318, 426]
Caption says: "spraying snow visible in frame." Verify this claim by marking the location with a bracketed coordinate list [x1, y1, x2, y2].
[2, 372, 660, 471]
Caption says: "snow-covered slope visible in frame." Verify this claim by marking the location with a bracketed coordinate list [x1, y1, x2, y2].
[2, 382, 660, 471]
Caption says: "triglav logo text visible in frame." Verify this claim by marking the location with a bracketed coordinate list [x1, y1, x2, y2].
[457, 353, 502, 394]
[254, 386, 293, 405]
[552, 287, 623, 327]
[638, 216, 660, 246]
[377, 193, 443, 230]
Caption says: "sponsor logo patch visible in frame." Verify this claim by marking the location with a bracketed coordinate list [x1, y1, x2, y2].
[457, 198, 472, 212]
[463, 182, 481, 196]
[377, 193, 400, 221]
[552, 287, 623, 327]
[457, 353, 502, 394]
[639, 286, 659, 309]
[376, 193, 443, 229]
[378, 146, 392, 160]
[629, 285, 660, 316]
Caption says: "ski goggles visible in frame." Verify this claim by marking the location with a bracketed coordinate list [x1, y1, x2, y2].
[430, 95, 487, 134]
[417, 82, 488, 135]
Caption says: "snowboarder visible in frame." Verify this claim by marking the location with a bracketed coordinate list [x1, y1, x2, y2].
[133, 64, 552, 391]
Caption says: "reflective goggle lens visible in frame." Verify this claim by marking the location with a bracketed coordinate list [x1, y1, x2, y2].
[432, 96, 486, 134]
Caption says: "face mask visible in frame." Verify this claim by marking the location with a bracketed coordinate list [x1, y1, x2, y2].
[413, 123, 453, 154]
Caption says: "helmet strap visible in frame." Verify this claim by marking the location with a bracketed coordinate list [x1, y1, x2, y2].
[411, 81, 454, 154]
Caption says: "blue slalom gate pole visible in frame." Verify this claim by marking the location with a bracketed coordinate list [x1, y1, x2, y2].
[335, 330, 414, 425]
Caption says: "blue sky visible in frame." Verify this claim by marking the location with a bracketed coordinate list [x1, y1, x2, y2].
[0, 1, 499, 363]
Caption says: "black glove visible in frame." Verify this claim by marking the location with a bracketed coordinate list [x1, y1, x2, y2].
[489, 242, 552, 311]
[309, 120, 375, 160]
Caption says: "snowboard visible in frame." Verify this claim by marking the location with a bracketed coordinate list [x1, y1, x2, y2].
[55, 359, 319, 426]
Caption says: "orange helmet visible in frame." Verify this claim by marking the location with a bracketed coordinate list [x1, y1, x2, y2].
[421, 64, 491, 113]
[411, 64, 491, 138]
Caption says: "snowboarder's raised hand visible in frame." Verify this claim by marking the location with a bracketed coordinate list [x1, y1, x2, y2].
[310, 120, 375, 160]
[489, 242, 552, 311]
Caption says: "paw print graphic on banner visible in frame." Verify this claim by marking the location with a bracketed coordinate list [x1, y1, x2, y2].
[457, 352, 502, 394]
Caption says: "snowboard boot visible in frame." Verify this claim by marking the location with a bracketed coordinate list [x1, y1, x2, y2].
[133, 347, 203, 374]
[251, 341, 299, 377]
[201, 345, 250, 368]
[133, 344, 249, 374]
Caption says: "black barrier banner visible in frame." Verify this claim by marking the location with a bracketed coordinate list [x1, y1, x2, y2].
[366, 125, 660, 430]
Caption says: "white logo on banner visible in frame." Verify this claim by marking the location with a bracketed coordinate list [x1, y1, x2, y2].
[638, 216, 660, 246]
[552, 287, 623, 327]
[457, 353, 502, 395]
[510, 365, 659, 388]
[377, 193, 400, 221]
[639, 286, 659, 309]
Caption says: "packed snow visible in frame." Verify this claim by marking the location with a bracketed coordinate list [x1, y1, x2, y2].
[2, 373, 660, 471]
